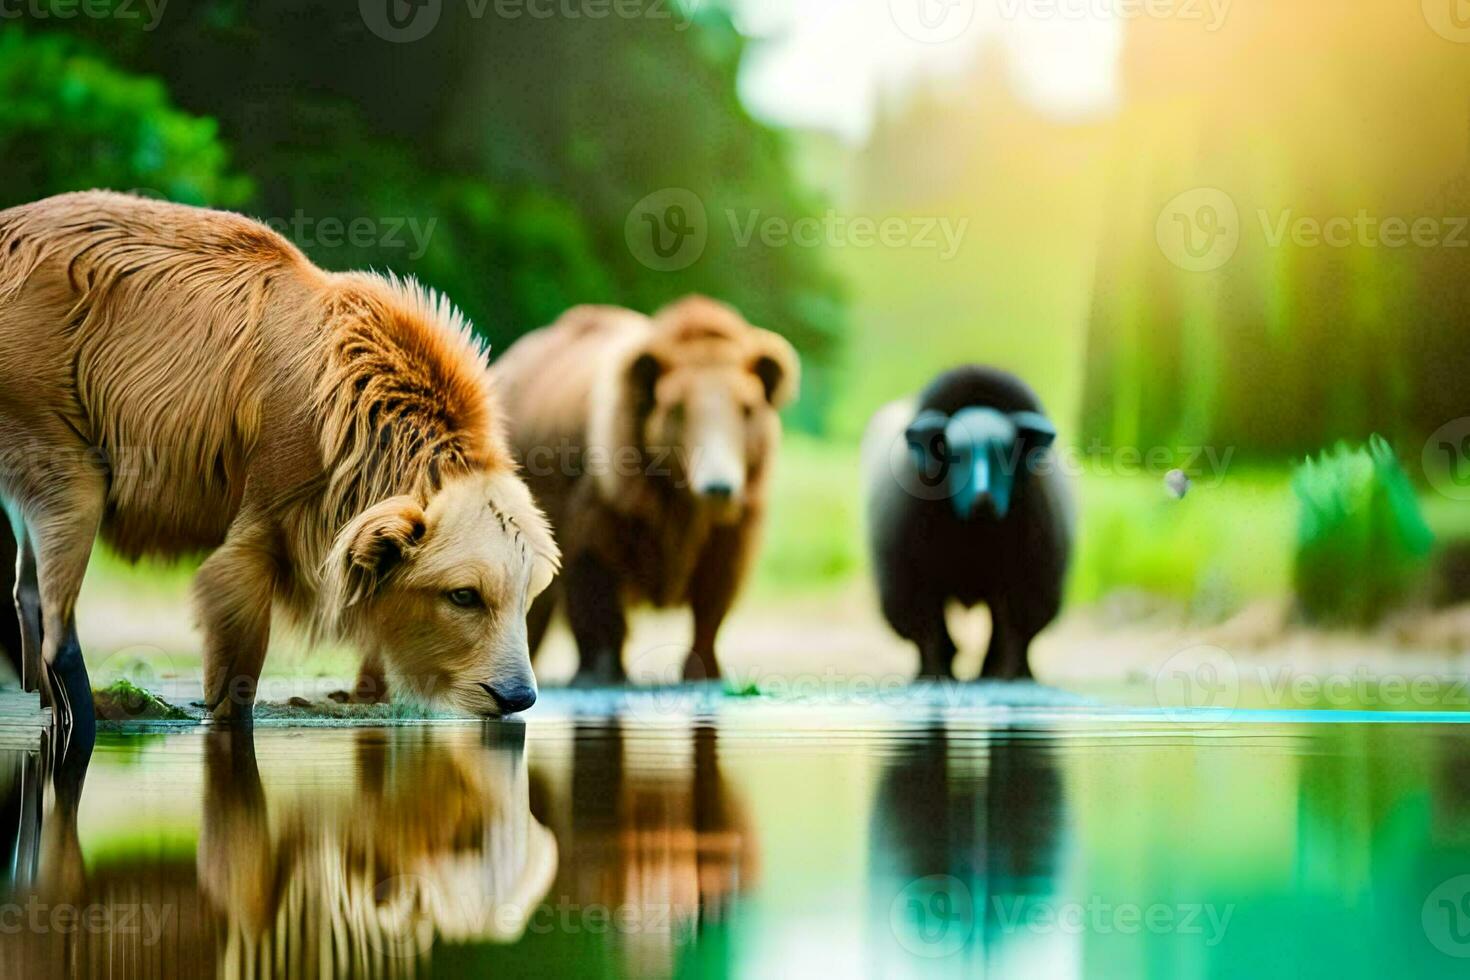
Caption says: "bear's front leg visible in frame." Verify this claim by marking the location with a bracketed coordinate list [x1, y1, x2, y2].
[684, 522, 756, 683]
[195, 525, 279, 724]
[564, 552, 628, 686]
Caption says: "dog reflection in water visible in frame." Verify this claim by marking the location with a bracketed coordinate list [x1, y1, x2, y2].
[0, 727, 552, 976]
[198, 728, 557, 975]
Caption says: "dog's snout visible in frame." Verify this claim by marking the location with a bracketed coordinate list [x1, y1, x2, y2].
[480, 681, 537, 715]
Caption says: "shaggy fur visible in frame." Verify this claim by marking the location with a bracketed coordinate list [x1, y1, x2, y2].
[863, 366, 1073, 680]
[494, 296, 798, 682]
[197, 731, 556, 970]
[0, 191, 557, 721]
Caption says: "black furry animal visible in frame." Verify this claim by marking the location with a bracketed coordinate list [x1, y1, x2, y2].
[863, 366, 1073, 680]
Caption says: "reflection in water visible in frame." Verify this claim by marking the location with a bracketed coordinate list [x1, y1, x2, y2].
[870, 726, 1068, 976]
[5, 712, 1470, 978]
[0, 726, 554, 978]
[531, 722, 758, 976]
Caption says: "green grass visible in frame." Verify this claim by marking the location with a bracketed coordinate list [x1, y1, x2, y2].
[1292, 437, 1435, 625]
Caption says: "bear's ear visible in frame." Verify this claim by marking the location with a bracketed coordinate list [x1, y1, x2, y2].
[750, 330, 800, 407]
[1010, 411, 1057, 450]
[628, 351, 665, 414]
[327, 495, 427, 606]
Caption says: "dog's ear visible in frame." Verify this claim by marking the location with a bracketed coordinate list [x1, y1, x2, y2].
[749, 329, 801, 408]
[328, 495, 427, 606]
[1010, 411, 1057, 450]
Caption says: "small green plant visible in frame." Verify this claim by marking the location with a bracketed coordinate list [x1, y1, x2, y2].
[1292, 436, 1434, 626]
[92, 680, 191, 722]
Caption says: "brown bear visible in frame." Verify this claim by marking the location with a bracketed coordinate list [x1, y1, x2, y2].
[493, 297, 798, 683]
[0, 191, 558, 728]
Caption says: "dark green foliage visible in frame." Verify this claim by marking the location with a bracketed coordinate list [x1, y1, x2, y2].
[0, 28, 251, 208]
[1292, 436, 1434, 625]
[37, 0, 846, 429]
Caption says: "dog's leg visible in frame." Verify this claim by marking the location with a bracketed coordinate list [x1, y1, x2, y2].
[352, 650, 390, 703]
[564, 553, 627, 686]
[13, 521, 42, 696]
[27, 472, 106, 739]
[196, 522, 278, 725]
[0, 516, 22, 687]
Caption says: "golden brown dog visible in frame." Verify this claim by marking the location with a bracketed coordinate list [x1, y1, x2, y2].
[0, 192, 557, 725]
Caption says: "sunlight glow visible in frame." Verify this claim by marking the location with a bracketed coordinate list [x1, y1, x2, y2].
[734, 0, 1124, 141]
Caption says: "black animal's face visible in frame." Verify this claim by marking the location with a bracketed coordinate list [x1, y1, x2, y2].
[905, 408, 1056, 520]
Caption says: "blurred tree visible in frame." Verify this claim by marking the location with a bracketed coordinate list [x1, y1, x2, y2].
[1080, 6, 1470, 463]
[48, 0, 845, 429]
[0, 27, 251, 209]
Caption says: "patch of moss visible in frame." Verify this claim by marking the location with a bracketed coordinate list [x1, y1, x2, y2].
[93, 680, 192, 721]
[723, 680, 763, 698]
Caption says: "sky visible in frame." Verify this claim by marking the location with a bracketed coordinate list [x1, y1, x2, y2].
[730, 0, 1124, 142]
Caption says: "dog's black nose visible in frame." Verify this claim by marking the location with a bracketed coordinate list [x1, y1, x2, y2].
[481, 682, 537, 714]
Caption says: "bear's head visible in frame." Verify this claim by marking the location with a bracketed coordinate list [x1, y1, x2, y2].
[324, 470, 558, 716]
[606, 296, 799, 522]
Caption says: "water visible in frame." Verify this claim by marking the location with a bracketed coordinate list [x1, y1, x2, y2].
[3, 689, 1470, 978]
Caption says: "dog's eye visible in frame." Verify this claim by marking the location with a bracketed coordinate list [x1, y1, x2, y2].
[445, 588, 483, 609]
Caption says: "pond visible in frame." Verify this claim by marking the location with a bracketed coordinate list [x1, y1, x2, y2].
[3, 688, 1470, 978]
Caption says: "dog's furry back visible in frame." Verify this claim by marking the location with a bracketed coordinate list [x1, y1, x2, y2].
[0, 191, 507, 602]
